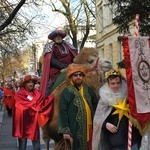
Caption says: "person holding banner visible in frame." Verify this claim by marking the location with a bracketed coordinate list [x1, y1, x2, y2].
[92, 69, 142, 150]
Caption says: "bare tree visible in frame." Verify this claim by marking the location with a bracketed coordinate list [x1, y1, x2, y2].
[47, 0, 96, 49]
[0, 0, 48, 80]
[0, 0, 27, 32]
[0, 0, 96, 80]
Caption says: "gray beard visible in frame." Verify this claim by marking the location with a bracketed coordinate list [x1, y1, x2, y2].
[55, 40, 63, 44]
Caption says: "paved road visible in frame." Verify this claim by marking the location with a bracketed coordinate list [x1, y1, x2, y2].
[0, 108, 54, 150]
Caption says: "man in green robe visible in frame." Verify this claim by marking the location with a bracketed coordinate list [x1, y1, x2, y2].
[58, 64, 98, 150]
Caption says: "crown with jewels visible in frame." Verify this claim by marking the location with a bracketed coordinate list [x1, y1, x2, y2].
[107, 69, 121, 78]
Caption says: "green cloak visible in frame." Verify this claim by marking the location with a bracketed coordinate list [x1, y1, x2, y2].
[58, 84, 98, 150]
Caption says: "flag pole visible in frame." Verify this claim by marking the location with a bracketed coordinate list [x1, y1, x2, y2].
[127, 14, 139, 150]
[134, 14, 139, 36]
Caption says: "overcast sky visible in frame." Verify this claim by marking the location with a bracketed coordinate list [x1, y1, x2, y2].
[19, 0, 66, 43]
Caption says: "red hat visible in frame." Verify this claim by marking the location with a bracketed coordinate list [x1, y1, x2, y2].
[19, 75, 38, 87]
[48, 30, 67, 40]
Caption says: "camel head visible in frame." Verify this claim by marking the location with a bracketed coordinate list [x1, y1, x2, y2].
[98, 58, 112, 73]
[74, 47, 112, 73]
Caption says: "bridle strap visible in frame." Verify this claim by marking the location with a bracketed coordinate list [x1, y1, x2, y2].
[85, 57, 100, 74]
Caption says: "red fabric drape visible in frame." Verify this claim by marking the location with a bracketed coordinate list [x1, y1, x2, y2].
[123, 36, 150, 129]
[40, 53, 51, 98]
[13, 88, 54, 140]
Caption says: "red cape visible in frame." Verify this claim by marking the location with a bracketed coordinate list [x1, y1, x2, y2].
[40, 42, 77, 98]
[13, 88, 54, 140]
[3, 88, 15, 109]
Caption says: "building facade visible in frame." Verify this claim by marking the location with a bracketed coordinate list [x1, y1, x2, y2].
[96, 0, 135, 72]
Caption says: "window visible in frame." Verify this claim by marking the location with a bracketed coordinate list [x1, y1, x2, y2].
[109, 5, 114, 24]
[98, 7, 103, 31]
[101, 48, 105, 58]
[109, 44, 113, 64]
[117, 41, 122, 61]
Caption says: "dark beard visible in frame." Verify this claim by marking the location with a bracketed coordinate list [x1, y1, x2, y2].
[74, 81, 82, 86]
[72, 80, 82, 90]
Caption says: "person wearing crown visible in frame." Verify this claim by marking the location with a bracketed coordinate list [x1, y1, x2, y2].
[40, 29, 77, 98]
[92, 69, 142, 150]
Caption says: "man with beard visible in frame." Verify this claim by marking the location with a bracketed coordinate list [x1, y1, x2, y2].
[13, 75, 53, 150]
[58, 64, 98, 150]
[40, 30, 77, 97]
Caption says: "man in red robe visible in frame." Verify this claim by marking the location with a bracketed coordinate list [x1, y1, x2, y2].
[40, 30, 77, 97]
[13, 75, 54, 150]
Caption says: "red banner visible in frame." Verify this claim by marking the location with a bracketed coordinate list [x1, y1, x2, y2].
[123, 36, 150, 133]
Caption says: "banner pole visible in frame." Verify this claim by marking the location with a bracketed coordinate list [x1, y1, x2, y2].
[127, 14, 139, 150]
[134, 14, 139, 36]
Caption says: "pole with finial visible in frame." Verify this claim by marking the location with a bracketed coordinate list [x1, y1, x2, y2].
[127, 14, 139, 150]
[134, 14, 139, 36]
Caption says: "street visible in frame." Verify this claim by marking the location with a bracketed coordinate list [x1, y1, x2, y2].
[0, 108, 54, 150]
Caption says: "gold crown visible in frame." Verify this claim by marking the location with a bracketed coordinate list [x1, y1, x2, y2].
[107, 69, 121, 78]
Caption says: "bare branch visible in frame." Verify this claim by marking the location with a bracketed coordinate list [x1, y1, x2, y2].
[82, 0, 96, 19]
[74, 3, 83, 21]
[0, 0, 26, 32]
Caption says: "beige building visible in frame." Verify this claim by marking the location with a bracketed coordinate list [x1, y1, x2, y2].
[96, 0, 135, 74]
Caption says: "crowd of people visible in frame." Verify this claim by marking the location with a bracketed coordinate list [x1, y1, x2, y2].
[0, 29, 145, 150]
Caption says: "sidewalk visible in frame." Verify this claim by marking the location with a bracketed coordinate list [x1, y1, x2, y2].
[0, 108, 17, 150]
[0, 107, 54, 150]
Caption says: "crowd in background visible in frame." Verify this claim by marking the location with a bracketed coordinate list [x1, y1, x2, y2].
[0, 76, 40, 115]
